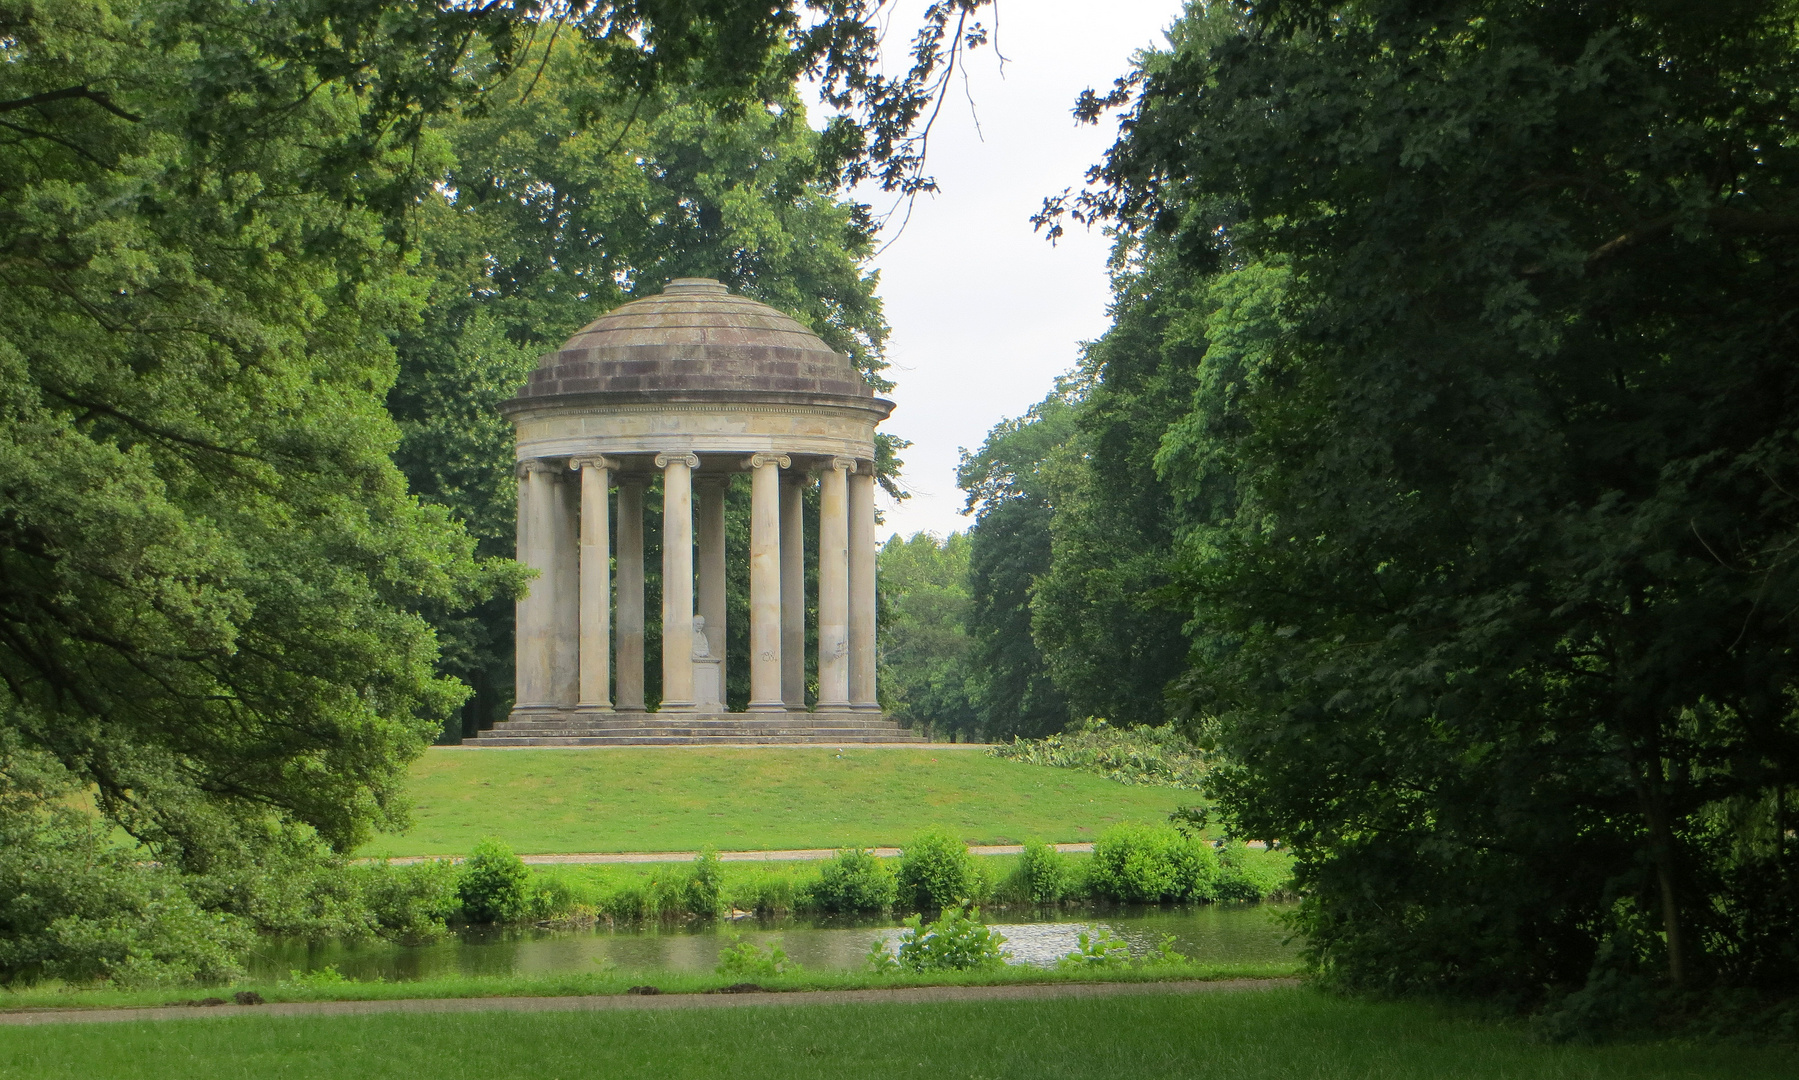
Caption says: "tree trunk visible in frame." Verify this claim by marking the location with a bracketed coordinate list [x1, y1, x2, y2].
[1632, 749, 1688, 988]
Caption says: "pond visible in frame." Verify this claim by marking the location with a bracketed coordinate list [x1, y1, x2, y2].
[247, 903, 1300, 982]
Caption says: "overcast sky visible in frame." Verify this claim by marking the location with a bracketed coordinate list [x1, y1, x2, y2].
[812, 0, 1186, 541]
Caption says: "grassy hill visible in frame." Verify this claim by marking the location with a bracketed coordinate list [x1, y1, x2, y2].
[358, 746, 1194, 857]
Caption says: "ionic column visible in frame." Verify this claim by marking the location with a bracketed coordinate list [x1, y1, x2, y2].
[847, 465, 879, 711]
[657, 451, 699, 711]
[695, 475, 729, 696]
[513, 459, 561, 711]
[570, 456, 616, 711]
[615, 476, 647, 711]
[816, 457, 852, 709]
[744, 452, 790, 712]
[780, 470, 807, 708]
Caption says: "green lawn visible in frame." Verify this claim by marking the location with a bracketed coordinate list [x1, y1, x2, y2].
[3, 986, 1786, 1080]
[361, 747, 1192, 856]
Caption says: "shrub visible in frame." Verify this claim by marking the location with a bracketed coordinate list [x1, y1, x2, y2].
[897, 828, 981, 911]
[0, 799, 250, 986]
[987, 719, 1207, 789]
[357, 860, 459, 941]
[806, 849, 897, 913]
[733, 874, 798, 916]
[685, 850, 725, 917]
[1087, 823, 1218, 903]
[1213, 842, 1294, 902]
[1003, 840, 1069, 904]
[458, 840, 532, 923]
[886, 903, 1009, 972]
[1056, 927, 1131, 970]
[716, 934, 796, 978]
[600, 884, 648, 922]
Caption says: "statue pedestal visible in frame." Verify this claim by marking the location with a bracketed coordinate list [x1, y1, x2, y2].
[693, 655, 724, 710]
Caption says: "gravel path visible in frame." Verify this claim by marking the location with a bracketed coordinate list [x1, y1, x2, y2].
[380, 842, 1099, 866]
[0, 978, 1299, 1027]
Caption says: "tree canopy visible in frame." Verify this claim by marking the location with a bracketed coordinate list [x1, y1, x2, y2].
[0, 0, 988, 981]
[1007, 0, 1799, 1013]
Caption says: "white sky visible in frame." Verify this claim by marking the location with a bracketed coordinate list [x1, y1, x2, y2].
[812, 0, 1185, 541]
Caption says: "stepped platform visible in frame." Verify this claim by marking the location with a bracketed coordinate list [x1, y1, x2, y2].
[466, 709, 923, 746]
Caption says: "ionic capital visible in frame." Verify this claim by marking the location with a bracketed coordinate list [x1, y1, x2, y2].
[741, 453, 792, 470]
[829, 456, 857, 472]
[654, 450, 700, 470]
[567, 455, 618, 473]
[516, 459, 560, 479]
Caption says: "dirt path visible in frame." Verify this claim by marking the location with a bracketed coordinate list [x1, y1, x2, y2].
[0, 978, 1298, 1027]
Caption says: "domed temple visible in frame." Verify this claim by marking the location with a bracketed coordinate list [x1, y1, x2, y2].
[468, 278, 920, 745]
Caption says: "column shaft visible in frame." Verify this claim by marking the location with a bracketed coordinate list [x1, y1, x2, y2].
[745, 453, 789, 711]
[513, 461, 558, 710]
[816, 460, 851, 709]
[847, 468, 879, 711]
[780, 472, 806, 708]
[696, 477, 729, 699]
[614, 478, 646, 711]
[658, 452, 697, 710]
[550, 472, 580, 707]
[574, 458, 613, 710]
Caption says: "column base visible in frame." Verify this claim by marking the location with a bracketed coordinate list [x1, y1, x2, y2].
[746, 701, 788, 714]
[576, 702, 615, 713]
[849, 702, 882, 713]
[657, 700, 697, 713]
[815, 699, 852, 710]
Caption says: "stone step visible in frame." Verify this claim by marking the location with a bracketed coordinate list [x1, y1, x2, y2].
[489, 721, 899, 733]
[467, 734, 924, 746]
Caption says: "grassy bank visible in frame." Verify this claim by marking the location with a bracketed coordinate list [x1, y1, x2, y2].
[2, 986, 1786, 1079]
[360, 747, 1192, 857]
[0, 963, 1293, 1013]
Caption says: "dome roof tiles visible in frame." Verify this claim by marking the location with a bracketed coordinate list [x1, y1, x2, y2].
[511, 278, 884, 407]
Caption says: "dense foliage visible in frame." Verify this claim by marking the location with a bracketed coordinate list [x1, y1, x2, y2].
[987, 719, 1209, 789]
[999, 0, 1799, 1016]
[0, 0, 991, 983]
[877, 532, 978, 736]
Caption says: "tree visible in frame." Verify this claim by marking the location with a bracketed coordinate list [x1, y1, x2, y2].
[878, 532, 977, 738]
[0, 0, 990, 977]
[1030, 239, 1199, 728]
[958, 392, 1078, 740]
[1043, 0, 1799, 1005]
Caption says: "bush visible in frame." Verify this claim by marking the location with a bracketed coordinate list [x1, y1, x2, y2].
[357, 860, 460, 942]
[806, 849, 897, 913]
[1087, 823, 1218, 903]
[987, 719, 1207, 789]
[716, 935, 797, 978]
[0, 798, 250, 986]
[1213, 842, 1294, 902]
[685, 850, 726, 917]
[881, 903, 1010, 972]
[1002, 840, 1069, 904]
[897, 828, 981, 911]
[733, 873, 798, 916]
[1056, 927, 1131, 970]
[458, 840, 532, 923]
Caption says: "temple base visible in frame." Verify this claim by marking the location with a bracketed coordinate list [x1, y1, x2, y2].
[476, 708, 921, 746]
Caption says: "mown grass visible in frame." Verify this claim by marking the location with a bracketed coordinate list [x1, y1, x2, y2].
[0, 963, 1294, 1013]
[2, 986, 1787, 1080]
[360, 747, 1193, 856]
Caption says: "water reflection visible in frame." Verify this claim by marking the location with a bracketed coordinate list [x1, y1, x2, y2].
[246, 903, 1298, 982]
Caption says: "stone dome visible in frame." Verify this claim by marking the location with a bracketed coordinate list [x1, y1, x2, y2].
[511, 277, 885, 406]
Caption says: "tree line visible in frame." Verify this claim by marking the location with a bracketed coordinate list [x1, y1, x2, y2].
[886, 0, 1798, 1023]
